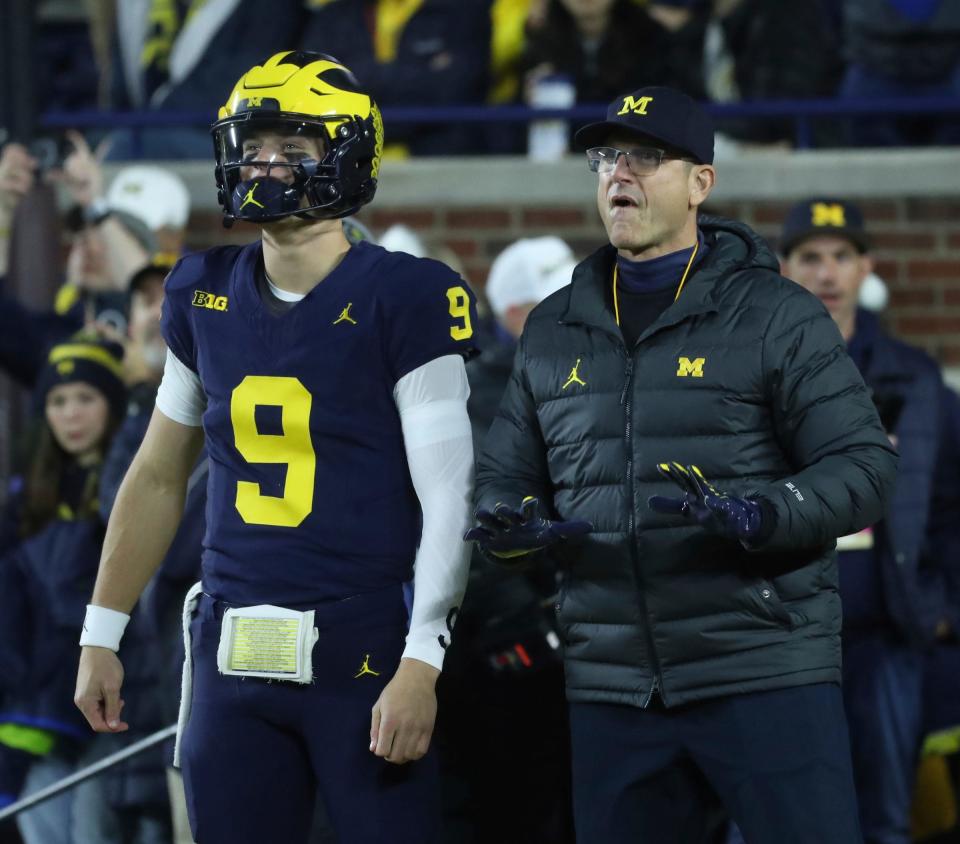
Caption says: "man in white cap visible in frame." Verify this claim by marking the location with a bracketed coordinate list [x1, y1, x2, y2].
[50, 141, 192, 334]
[105, 164, 191, 258]
[0, 136, 159, 386]
[483, 236, 577, 348]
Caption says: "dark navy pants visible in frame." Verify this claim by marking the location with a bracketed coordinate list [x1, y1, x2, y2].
[180, 588, 440, 844]
[843, 633, 923, 844]
[569, 683, 863, 844]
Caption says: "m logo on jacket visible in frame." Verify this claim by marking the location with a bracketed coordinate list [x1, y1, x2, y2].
[676, 356, 705, 378]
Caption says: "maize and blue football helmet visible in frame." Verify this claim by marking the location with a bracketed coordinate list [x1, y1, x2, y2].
[211, 51, 383, 224]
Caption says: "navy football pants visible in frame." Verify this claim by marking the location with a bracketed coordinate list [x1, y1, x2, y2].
[180, 588, 440, 844]
[569, 683, 863, 844]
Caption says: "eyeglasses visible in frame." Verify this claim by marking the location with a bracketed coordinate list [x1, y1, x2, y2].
[585, 146, 695, 177]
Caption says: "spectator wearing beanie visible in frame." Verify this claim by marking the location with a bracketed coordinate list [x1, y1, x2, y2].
[0, 336, 130, 844]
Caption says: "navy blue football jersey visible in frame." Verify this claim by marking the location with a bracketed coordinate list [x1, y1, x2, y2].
[159, 241, 479, 606]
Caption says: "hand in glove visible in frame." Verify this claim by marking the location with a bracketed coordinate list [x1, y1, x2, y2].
[464, 496, 592, 559]
[647, 463, 767, 542]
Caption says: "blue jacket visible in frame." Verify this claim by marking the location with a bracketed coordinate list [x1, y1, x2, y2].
[853, 309, 960, 646]
[0, 513, 103, 739]
[0, 472, 170, 809]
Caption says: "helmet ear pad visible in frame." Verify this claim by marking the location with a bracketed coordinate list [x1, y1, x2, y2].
[301, 118, 377, 219]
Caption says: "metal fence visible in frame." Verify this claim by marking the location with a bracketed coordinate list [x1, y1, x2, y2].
[0, 724, 177, 824]
[37, 95, 960, 155]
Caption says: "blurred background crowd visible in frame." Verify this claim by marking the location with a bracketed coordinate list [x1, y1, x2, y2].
[0, 0, 958, 843]
[9, 0, 960, 160]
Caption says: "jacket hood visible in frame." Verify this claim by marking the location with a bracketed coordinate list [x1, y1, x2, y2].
[698, 214, 780, 276]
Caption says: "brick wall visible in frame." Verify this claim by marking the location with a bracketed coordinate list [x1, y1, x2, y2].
[184, 195, 960, 367]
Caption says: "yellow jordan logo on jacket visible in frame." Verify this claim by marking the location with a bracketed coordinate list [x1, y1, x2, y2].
[676, 357, 705, 378]
[354, 654, 380, 678]
[333, 303, 357, 325]
[562, 358, 587, 390]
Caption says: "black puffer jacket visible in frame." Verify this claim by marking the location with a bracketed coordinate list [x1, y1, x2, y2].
[475, 216, 898, 708]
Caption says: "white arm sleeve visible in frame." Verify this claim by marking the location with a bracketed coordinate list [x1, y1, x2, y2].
[155, 349, 207, 426]
[394, 354, 474, 671]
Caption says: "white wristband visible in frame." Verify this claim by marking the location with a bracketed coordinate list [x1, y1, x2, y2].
[79, 604, 131, 652]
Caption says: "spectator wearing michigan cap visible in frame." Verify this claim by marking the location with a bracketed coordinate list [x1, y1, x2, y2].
[781, 197, 960, 844]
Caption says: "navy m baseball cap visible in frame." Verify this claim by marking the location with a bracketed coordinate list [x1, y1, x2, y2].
[780, 198, 870, 256]
[574, 86, 715, 164]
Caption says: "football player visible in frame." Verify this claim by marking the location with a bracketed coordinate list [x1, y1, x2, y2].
[74, 51, 478, 844]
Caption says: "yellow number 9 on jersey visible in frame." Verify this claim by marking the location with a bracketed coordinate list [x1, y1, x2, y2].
[231, 376, 316, 527]
[447, 285, 473, 341]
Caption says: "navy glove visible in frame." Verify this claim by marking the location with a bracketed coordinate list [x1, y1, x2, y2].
[464, 496, 593, 559]
[647, 463, 765, 542]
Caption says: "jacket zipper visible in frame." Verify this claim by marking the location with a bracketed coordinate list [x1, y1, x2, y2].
[621, 354, 665, 707]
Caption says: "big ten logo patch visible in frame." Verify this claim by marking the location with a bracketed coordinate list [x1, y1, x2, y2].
[192, 291, 229, 312]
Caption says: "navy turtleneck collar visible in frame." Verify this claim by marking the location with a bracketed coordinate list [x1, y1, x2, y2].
[616, 229, 708, 294]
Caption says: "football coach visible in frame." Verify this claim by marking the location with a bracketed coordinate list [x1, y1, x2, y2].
[466, 86, 898, 843]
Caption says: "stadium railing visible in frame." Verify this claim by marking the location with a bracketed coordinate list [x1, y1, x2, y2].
[0, 724, 177, 824]
[37, 96, 960, 157]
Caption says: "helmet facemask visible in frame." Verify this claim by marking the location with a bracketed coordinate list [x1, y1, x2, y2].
[212, 113, 378, 224]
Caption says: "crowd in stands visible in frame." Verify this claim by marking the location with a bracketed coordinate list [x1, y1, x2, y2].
[27, 0, 960, 157]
